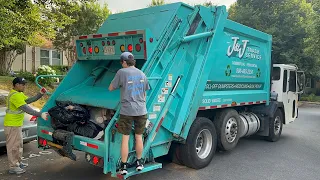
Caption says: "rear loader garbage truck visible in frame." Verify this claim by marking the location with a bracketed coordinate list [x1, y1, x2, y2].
[36, 2, 305, 179]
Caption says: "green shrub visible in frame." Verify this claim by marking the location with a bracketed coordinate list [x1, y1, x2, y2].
[49, 65, 69, 81]
[300, 93, 320, 102]
[17, 71, 36, 82]
[49, 65, 69, 75]
[36, 65, 58, 86]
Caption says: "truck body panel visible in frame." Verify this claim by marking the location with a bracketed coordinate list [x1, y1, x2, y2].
[36, 3, 301, 179]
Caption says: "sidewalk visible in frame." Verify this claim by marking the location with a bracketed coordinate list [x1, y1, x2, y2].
[0, 89, 9, 96]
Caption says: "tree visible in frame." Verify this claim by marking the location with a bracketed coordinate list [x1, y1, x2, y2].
[305, 0, 320, 66]
[202, 1, 216, 7]
[53, 1, 111, 65]
[0, 0, 50, 75]
[148, 0, 165, 7]
[228, 0, 319, 76]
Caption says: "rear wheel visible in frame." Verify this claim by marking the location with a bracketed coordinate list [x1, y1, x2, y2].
[214, 109, 241, 151]
[266, 109, 283, 142]
[180, 117, 217, 169]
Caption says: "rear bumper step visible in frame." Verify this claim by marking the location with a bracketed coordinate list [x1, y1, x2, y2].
[115, 162, 162, 179]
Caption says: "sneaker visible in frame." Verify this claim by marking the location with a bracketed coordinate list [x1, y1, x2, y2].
[136, 159, 144, 171]
[8, 167, 26, 175]
[19, 162, 28, 168]
[119, 162, 128, 175]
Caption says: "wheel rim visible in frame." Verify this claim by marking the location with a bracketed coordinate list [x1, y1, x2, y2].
[274, 116, 281, 135]
[225, 117, 238, 143]
[195, 129, 213, 159]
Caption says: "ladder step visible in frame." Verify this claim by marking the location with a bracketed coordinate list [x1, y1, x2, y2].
[116, 162, 162, 179]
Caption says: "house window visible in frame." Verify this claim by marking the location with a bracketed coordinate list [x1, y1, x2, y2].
[52, 50, 61, 65]
[40, 49, 62, 65]
[40, 50, 50, 65]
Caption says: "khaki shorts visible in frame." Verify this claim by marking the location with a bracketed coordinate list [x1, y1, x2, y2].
[117, 114, 147, 135]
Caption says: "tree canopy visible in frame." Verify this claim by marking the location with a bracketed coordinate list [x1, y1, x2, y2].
[228, 0, 320, 76]
[53, 1, 111, 65]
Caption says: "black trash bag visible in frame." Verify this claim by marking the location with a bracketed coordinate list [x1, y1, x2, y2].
[67, 121, 103, 138]
[50, 115, 69, 130]
[56, 101, 90, 123]
[48, 101, 90, 128]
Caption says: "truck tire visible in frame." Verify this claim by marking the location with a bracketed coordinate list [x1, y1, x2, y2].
[214, 109, 241, 151]
[165, 143, 185, 165]
[266, 109, 283, 142]
[180, 117, 217, 169]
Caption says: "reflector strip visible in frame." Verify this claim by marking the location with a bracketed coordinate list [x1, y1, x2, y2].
[125, 31, 137, 35]
[93, 34, 102, 38]
[75, 30, 145, 39]
[79, 36, 88, 39]
[198, 100, 267, 110]
[80, 141, 98, 149]
[41, 129, 52, 136]
[108, 32, 119, 37]
[155, 117, 164, 132]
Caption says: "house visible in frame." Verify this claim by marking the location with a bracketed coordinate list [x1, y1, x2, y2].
[11, 40, 69, 73]
[305, 76, 320, 95]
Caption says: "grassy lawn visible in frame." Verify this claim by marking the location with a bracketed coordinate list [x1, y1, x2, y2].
[300, 93, 320, 102]
[0, 76, 54, 109]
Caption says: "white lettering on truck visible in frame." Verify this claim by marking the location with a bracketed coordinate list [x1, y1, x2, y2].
[227, 37, 249, 58]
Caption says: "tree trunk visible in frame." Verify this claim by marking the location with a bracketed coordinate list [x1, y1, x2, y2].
[66, 48, 76, 66]
[0, 49, 7, 75]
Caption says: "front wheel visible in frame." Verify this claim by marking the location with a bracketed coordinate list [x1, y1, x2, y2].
[180, 117, 217, 169]
[266, 109, 283, 142]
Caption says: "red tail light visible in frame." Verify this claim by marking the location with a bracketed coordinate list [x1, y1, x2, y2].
[107, 41, 110, 46]
[38, 137, 47, 146]
[112, 40, 116, 45]
[39, 138, 43, 145]
[30, 116, 37, 121]
[128, 44, 133, 52]
[135, 44, 141, 52]
[102, 41, 105, 46]
[88, 47, 93, 54]
[43, 139, 47, 146]
[139, 38, 143, 43]
[93, 156, 99, 165]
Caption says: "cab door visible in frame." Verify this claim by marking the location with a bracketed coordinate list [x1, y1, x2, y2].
[282, 69, 298, 124]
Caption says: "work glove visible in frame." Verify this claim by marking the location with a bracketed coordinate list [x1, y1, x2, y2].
[40, 87, 47, 94]
[41, 112, 49, 120]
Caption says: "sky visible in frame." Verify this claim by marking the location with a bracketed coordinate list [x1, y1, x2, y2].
[98, 0, 237, 13]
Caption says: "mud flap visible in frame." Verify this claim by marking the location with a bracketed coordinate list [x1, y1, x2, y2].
[52, 129, 77, 161]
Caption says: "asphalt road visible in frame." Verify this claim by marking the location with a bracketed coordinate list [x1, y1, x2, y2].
[1, 104, 320, 180]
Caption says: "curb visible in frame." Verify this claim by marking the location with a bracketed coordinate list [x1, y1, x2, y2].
[299, 101, 320, 107]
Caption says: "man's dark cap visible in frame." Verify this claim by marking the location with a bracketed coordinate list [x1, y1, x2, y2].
[13, 77, 27, 85]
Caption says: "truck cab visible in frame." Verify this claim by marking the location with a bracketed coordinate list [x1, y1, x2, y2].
[271, 64, 304, 124]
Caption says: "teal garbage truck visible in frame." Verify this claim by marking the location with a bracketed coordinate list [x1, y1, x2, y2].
[36, 3, 305, 179]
